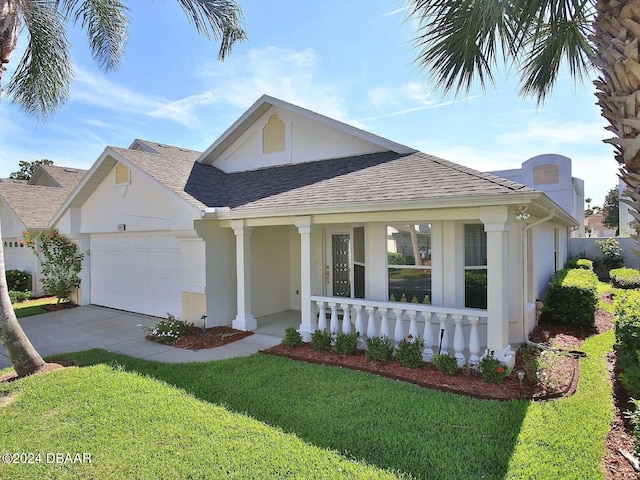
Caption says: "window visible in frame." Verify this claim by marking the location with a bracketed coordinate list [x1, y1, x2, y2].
[387, 224, 432, 303]
[262, 114, 285, 154]
[464, 224, 487, 309]
[115, 163, 130, 184]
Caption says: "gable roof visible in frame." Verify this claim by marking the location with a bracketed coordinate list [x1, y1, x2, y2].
[0, 165, 87, 229]
[197, 95, 416, 165]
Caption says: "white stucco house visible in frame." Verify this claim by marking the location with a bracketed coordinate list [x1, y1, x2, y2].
[52, 95, 578, 367]
[0, 165, 86, 294]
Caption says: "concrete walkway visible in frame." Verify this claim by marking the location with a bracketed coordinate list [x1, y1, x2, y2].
[0, 306, 287, 370]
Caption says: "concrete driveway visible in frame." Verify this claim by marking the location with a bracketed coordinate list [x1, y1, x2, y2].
[0, 306, 284, 370]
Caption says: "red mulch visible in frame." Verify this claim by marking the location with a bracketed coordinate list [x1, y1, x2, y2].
[146, 326, 253, 351]
[42, 300, 78, 312]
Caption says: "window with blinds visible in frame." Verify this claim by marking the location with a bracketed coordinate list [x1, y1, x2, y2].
[464, 224, 487, 309]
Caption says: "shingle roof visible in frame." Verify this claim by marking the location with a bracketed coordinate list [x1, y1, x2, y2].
[0, 166, 87, 229]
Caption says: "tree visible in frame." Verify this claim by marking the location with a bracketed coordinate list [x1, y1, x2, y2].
[0, 0, 246, 378]
[9, 159, 54, 180]
[602, 185, 620, 231]
[406, 1, 640, 242]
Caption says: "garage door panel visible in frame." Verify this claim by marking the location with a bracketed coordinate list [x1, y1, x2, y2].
[90, 233, 182, 318]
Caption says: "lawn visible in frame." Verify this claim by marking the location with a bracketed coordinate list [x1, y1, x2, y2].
[13, 297, 58, 319]
[1, 328, 613, 479]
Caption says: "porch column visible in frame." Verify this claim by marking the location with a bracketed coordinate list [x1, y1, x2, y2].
[480, 207, 515, 367]
[231, 221, 256, 331]
[296, 218, 317, 342]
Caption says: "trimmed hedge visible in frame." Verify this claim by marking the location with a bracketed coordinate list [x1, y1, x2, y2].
[544, 269, 598, 327]
[610, 268, 640, 290]
[614, 290, 640, 398]
[566, 258, 593, 271]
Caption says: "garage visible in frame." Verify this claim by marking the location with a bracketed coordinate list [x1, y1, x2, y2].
[89, 232, 182, 318]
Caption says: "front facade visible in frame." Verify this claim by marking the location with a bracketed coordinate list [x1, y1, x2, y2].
[52, 96, 577, 367]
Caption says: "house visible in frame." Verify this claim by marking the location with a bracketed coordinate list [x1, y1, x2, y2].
[584, 211, 617, 238]
[0, 165, 87, 294]
[52, 95, 578, 367]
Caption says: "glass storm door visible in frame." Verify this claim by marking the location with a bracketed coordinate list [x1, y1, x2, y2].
[326, 231, 351, 297]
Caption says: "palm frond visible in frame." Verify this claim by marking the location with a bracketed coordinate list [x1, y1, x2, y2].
[175, 0, 247, 60]
[59, 0, 129, 72]
[6, 0, 73, 120]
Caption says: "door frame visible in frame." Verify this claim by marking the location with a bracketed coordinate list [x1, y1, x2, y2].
[324, 227, 352, 297]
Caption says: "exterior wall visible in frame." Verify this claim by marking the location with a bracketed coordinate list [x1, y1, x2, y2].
[288, 226, 301, 310]
[250, 226, 291, 317]
[620, 178, 633, 236]
[213, 105, 387, 173]
[569, 237, 640, 270]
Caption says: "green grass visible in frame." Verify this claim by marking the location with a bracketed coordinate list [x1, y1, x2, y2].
[13, 296, 58, 318]
[45, 330, 615, 480]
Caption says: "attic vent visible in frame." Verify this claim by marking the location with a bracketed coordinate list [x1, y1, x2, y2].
[115, 163, 130, 184]
[262, 114, 285, 154]
[63, 168, 78, 173]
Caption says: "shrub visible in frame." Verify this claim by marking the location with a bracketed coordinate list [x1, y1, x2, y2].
[614, 290, 640, 398]
[282, 327, 303, 347]
[596, 238, 624, 276]
[9, 290, 31, 304]
[478, 351, 509, 384]
[432, 353, 458, 375]
[610, 268, 640, 290]
[310, 329, 333, 351]
[365, 336, 394, 362]
[626, 399, 640, 456]
[544, 269, 598, 327]
[334, 331, 359, 354]
[566, 258, 593, 271]
[5, 269, 31, 292]
[150, 314, 190, 344]
[395, 335, 425, 368]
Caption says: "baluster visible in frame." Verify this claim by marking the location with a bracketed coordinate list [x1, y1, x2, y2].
[341, 303, 352, 334]
[468, 316, 480, 366]
[329, 302, 339, 334]
[393, 308, 405, 346]
[452, 314, 465, 366]
[408, 310, 419, 339]
[354, 305, 365, 345]
[422, 312, 434, 362]
[437, 313, 449, 355]
[366, 306, 378, 343]
[379, 308, 390, 339]
[317, 301, 327, 332]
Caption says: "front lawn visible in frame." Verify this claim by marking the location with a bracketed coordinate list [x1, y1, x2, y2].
[13, 296, 58, 318]
[43, 329, 614, 479]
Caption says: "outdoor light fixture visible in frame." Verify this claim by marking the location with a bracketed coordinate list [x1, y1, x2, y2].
[517, 370, 525, 385]
[515, 205, 531, 221]
[201, 314, 208, 340]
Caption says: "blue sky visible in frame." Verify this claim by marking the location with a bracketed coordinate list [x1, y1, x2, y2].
[0, 1, 617, 205]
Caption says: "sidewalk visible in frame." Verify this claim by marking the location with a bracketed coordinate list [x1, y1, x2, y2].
[0, 306, 284, 370]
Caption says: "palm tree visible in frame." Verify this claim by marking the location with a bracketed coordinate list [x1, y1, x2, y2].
[0, 0, 246, 377]
[407, 1, 640, 239]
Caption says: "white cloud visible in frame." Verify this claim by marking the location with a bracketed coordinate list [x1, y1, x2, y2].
[498, 121, 609, 145]
[380, 6, 411, 17]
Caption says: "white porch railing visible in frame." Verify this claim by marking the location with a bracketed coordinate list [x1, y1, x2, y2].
[310, 295, 488, 366]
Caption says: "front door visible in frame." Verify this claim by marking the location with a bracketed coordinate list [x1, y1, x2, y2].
[325, 230, 351, 297]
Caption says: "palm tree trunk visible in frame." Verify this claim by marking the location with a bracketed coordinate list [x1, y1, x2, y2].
[0, 0, 19, 96]
[594, 0, 640, 241]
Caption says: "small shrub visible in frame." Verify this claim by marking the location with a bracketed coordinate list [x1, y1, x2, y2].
[478, 351, 509, 384]
[610, 268, 640, 290]
[614, 291, 640, 398]
[9, 290, 31, 304]
[566, 258, 593, 270]
[310, 329, 333, 351]
[544, 269, 598, 327]
[151, 314, 190, 344]
[432, 353, 458, 375]
[6, 269, 31, 292]
[625, 399, 640, 456]
[334, 331, 359, 354]
[596, 238, 624, 277]
[282, 327, 303, 347]
[395, 335, 425, 368]
[365, 336, 394, 362]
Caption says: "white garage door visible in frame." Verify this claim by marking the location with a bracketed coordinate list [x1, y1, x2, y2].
[90, 232, 182, 318]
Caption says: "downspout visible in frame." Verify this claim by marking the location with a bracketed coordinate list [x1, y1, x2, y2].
[522, 208, 555, 346]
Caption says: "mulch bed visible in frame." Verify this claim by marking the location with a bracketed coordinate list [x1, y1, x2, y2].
[42, 301, 78, 312]
[146, 326, 253, 351]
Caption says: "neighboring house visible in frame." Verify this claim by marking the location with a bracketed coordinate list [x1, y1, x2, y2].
[584, 211, 616, 238]
[52, 95, 577, 367]
[0, 165, 87, 294]
[489, 154, 585, 237]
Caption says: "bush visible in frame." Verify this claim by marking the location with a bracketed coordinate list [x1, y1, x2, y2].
[596, 238, 624, 277]
[365, 336, 394, 362]
[610, 268, 640, 290]
[432, 353, 458, 375]
[9, 290, 31, 304]
[614, 291, 640, 398]
[566, 258, 593, 271]
[282, 327, 303, 347]
[478, 351, 509, 384]
[150, 314, 190, 344]
[544, 269, 598, 327]
[6, 269, 31, 292]
[334, 332, 359, 354]
[310, 329, 333, 351]
[395, 335, 425, 368]
[626, 399, 640, 456]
